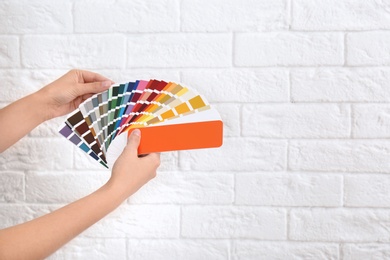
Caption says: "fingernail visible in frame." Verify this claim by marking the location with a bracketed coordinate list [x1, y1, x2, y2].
[101, 81, 111, 88]
[132, 129, 141, 137]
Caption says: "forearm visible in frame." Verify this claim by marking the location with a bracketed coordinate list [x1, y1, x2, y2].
[0, 92, 48, 153]
[0, 181, 128, 260]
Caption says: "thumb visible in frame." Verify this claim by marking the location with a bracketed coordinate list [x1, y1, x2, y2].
[123, 129, 141, 157]
[76, 81, 112, 96]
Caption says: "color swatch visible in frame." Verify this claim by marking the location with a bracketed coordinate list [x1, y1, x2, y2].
[59, 80, 223, 168]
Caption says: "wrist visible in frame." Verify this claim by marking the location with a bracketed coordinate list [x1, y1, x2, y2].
[29, 91, 52, 123]
[103, 178, 134, 203]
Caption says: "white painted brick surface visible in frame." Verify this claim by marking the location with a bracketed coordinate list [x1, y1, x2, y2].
[0, 138, 73, 171]
[0, 172, 24, 202]
[0, 69, 65, 102]
[213, 103, 240, 137]
[232, 241, 339, 260]
[242, 104, 350, 138]
[344, 174, 390, 207]
[180, 138, 287, 171]
[235, 33, 343, 66]
[0, 0, 72, 34]
[2, 0, 390, 259]
[181, 206, 286, 239]
[291, 68, 390, 102]
[0, 36, 19, 68]
[353, 104, 390, 138]
[181, 69, 289, 102]
[342, 244, 390, 260]
[22, 35, 126, 69]
[127, 34, 231, 68]
[129, 171, 234, 204]
[236, 172, 342, 207]
[289, 140, 390, 173]
[75, 0, 179, 33]
[29, 116, 66, 138]
[347, 32, 390, 66]
[290, 208, 390, 242]
[292, 0, 390, 30]
[181, 0, 288, 32]
[98, 69, 181, 85]
[127, 239, 229, 260]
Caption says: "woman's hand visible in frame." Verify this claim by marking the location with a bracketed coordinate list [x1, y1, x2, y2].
[0, 69, 114, 152]
[108, 129, 161, 200]
[37, 69, 114, 121]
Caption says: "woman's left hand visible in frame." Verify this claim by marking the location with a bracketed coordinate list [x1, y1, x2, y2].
[37, 69, 114, 120]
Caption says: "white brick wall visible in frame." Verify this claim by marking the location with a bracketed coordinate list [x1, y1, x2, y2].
[1, 0, 390, 259]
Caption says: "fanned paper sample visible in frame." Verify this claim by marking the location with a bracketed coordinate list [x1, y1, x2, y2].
[59, 80, 223, 168]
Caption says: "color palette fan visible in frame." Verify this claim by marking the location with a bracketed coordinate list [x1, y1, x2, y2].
[59, 80, 223, 168]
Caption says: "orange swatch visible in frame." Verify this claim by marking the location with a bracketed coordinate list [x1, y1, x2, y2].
[126, 120, 223, 154]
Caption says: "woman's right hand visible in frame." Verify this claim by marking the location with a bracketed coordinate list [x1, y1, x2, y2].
[108, 129, 161, 200]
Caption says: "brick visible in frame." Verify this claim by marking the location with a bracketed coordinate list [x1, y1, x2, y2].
[235, 33, 343, 66]
[129, 171, 234, 204]
[242, 104, 350, 138]
[0, 0, 72, 33]
[291, 68, 390, 102]
[181, 206, 286, 239]
[0, 69, 67, 102]
[127, 239, 229, 260]
[232, 241, 339, 260]
[181, 0, 287, 32]
[75, 0, 179, 33]
[127, 34, 231, 68]
[181, 69, 288, 102]
[292, 0, 390, 30]
[29, 116, 66, 138]
[345, 174, 390, 207]
[342, 244, 390, 260]
[289, 140, 390, 173]
[22, 36, 126, 69]
[0, 138, 73, 171]
[236, 172, 342, 207]
[26, 171, 109, 203]
[347, 32, 390, 65]
[0, 36, 19, 68]
[83, 204, 179, 238]
[0, 172, 24, 202]
[95, 69, 180, 84]
[49, 238, 126, 260]
[180, 138, 286, 172]
[353, 104, 390, 138]
[290, 208, 390, 242]
[213, 104, 240, 137]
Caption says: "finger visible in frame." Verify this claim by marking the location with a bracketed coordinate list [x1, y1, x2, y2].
[81, 93, 94, 101]
[123, 129, 141, 158]
[79, 70, 115, 84]
[75, 81, 112, 96]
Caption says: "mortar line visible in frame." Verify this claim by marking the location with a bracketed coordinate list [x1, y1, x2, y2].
[350, 104, 354, 138]
[343, 32, 347, 66]
[288, 0, 292, 30]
